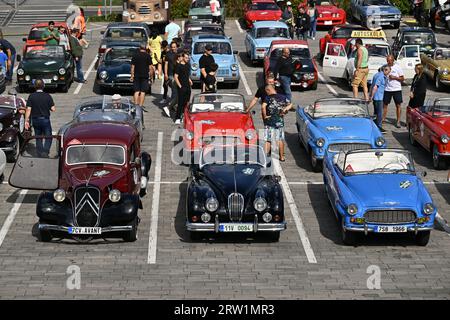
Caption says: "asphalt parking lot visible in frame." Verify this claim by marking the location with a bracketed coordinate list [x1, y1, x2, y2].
[0, 19, 449, 299]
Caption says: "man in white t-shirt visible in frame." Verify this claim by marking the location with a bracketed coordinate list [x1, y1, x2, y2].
[210, 0, 221, 25]
[164, 19, 181, 44]
[383, 55, 404, 128]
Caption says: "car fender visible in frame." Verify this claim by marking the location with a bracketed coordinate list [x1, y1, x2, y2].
[0, 127, 20, 144]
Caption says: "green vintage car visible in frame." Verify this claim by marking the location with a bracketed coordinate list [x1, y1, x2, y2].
[16, 45, 75, 93]
[421, 48, 450, 91]
[187, 0, 225, 27]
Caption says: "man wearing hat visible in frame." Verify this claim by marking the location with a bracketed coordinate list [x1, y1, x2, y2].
[199, 44, 215, 93]
[69, 28, 86, 83]
[111, 94, 122, 109]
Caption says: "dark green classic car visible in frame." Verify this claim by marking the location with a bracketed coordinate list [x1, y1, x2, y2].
[16, 45, 75, 92]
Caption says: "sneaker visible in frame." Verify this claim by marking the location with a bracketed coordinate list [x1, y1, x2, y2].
[175, 119, 181, 125]
[163, 106, 171, 117]
[395, 122, 401, 128]
[160, 98, 167, 104]
[312, 37, 315, 40]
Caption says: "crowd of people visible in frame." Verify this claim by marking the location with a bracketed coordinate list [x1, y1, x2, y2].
[279, 1, 319, 41]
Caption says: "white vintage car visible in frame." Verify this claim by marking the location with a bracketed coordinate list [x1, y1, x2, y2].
[323, 30, 420, 87]
[0, 149, 5, 182]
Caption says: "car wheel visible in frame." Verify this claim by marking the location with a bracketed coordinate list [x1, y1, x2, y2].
[122, 217, 138, 242]
[408, 126, 417, 146]
[341, 221, 357, 246]
[38, 230, 52, 242]
[266, 231, 280, 242]
[311, 81, 318, 90]
[6, 136, 19, 163]
[415, 230, 430, 246]
[432, 144, 447, 170]
[189, 231, 203, 242]
[310, 149, 322, 172]
[60, 83, 69, 93]
[435, 73, 442, 91]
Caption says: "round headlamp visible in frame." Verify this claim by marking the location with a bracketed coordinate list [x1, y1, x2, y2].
[347, 204, 358, 215]
[441, 135, 449, 144]
[316, 138, 325, 147]
[201, 212, 211, 223]
[423, 203, 435, 215]
[53, 189, 66, 202]
[231, 64, 238, 71]
[17, 68, 24, 76]
[441, 68, 449, 75]
[254, 197, 267, 212]
[186, 131, 194, 140]
[99, 71, 108, 80]
[191, 63, 199, 71]
[109, 189, 121, 202]
[376, 136, 385, 147]
[205, 197, 219, 212]
[53, 75, 58, 81]
[25, 75, 31, 81]
[245, 129, 255, 140]
[130, 13, 136, 19]
[262, 212, 272, 223]
[154, 12, 161, 20]
[58, 68, 66, 75]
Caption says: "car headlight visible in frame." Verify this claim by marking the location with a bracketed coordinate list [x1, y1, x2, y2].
[191, 63, 198, 71]
[130, 13, 136, 19]
[122, 10, 130, 17]
[53, 189, 66, 202]
[395, 14, 401, 19]
[201, 212, 211, 223]
[0, 123, 3, 131]
[245, 129, 255, 140]
[262, 212, 272, 223]
[25, 75, 31, 81]
[186, 131, 194, 140]
[17, 68, 24, 76]
[205, 197, 218, 212]
[52, 75, 58, 81]
[254, 197, 267, 212]
[99, 71, 108, 80]
[109, 189, 121, 202]
[347, 204, 358, 215]
[441, 68, 449, 76]
[441, 135, 449, 144]
[58, 68, 66, 75]
[423, 203, 435, 215]
[316, 138, 325, 147]
[375, 136, 385, 147]
[231, 64, 238, 71]
[190, 15, 198, 19]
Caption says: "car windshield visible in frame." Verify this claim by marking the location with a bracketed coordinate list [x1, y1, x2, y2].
[66, 145, 125, 166]
[366, 44, 390, 57]
[315, 0, 333, 5]
[309, 99, 369, 118]
[25, 45, 64, 59]
[187, 27, 224, 39]
[433, 99, 450, 116]
[105, 46, 139, 61]
[334, 27, 359, 39]
[363, 0, 391, 5]
[193, 41, 231, 54]
[191, 94, 245, 112]
[342, 150, 414, 175]
[102, 95, 132, 112]
[403, 32, 435, 46]
[105, 27, 145, 39]
[200, 145, 266, 168]
[270, 47, 311, 59]
[28, 26, 51, 40]
[256, 27, 289, 39]
[250, 3, 279, 10]
[434, 48, 450, 60]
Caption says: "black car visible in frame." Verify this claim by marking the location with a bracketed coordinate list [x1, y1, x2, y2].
[16, 45, 75, 92]
[186, 144, 286, 242]
[182, 23, 226, 52]
[95, 42, 140, 93]
[392, 26, 437, 57]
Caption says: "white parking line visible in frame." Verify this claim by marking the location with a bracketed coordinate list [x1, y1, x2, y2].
[0, 189, 27, 249]
[235, 19, 244, 33]
[317, 71, 338, 96]
[237, 61, 252, 96]
[147, 131, 163, 264]
[273, 159, 317, 264]
[73, 55, 98, 95]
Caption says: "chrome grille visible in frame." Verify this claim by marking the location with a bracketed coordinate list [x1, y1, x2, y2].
[217, 69, 229, 76]
[365, 210, 416, 224]
[327, 143, 371, 153]
[228, 193, 244, 222]
[193, 14, 213, 20]
[138, 5, 151, 14]
[74, 186, 100, 227]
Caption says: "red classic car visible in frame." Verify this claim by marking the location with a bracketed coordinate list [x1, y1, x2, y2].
[22, 22, 71, 55]
[182, 93, 257, 164]
[298, 0, 346, 27]
[244, 0, 283, 28]
[264, 40, 318, 90]
[318, 24, 366, 58]
[9, 121, 152, 242]
[407, 98, 450, 170]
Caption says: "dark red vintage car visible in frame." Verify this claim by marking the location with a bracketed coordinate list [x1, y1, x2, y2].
[298, 0, 346, 27]
[181, 93, 257, 164]
[264, 40, 318, 90]
[0, 90, 26, 162]
[318, 24, 366, 58]
[9, 121, 151, 242]
[407, 98, 450, 169]
[243, 0, 283, 28]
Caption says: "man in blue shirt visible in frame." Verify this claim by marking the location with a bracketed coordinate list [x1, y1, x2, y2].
[370, 65, 391, 133]
[0, 45, 9, 77]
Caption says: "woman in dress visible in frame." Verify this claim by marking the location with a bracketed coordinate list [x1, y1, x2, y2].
[408, 63, 427, 109]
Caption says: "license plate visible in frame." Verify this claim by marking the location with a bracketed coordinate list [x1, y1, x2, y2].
[43, 79, 52, 84]
[324, 21, 332, 25]
[216, 77, 224, 82]
[219, 223, 253, 232]
[68, 227, 102, 235]
[375, 226, 407, 233]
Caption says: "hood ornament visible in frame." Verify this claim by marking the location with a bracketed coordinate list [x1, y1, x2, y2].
[242, 168, 255, 175]
[93, 170, 110, 178]
[326, 126, 343, 131]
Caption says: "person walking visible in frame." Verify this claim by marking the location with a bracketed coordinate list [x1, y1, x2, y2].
[42, 21, 60, 45]
[69, 28, 86, 83]
[163, 41, 180, 117]
[413, 0, 424, 24]
[282, 2, 295, 38]
[210, 0, 222, 25]
[422, 0, 432, 27]
[174, 52, 192, 125]
[307, 1, 318, 40]
[383, 54, 405, 128]
[73, 8, 88, 48]
[24, 79, 56, 157]
[273, 47, 293, 102]
[0, 29, 16, 84]
[164, 18, 181, 44]
[369, 65, 391, 133]
[430, 0, 440, 29]
[352, 38, 369, 101]
[296, 6, 310, 40]
[148, 30, 163, 80]
[199, 44, 215, 93]
[408, 63, 427, 109]
[261, 85, 293, 162]
[131, 41, 152, 110]
[247, 72, 284, 112]
[160, 40, 169, 103]
[0, 45, 9, 77]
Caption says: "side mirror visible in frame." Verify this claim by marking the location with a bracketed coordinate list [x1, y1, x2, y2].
[233, 50, 238, 54]
[16, 55, 21, 62]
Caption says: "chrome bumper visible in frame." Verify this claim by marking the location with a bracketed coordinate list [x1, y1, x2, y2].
[344, 225, 433, 235]
[0, 146, 14, 152]
[39, 224, 133, 233]
[186, 214, 286, 232]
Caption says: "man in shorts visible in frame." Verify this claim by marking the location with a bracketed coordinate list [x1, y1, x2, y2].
[383, 54, 404, 128]
[352, 38, 369, 101]
[131, 41, 152, 109]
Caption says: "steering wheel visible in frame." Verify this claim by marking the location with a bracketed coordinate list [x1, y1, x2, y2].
[382, 162, 407, 171]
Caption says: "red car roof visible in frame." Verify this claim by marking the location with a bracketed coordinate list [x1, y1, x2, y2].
[251, 0, 278, 3]
[64, 122, 137, 147]
[30, 22, 68, 28]
[270, 40, 309, 46]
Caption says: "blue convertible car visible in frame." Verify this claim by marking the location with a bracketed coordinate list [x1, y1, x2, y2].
[350, 0, 401, 29]
[244, 21, 290, 64]
[190, 34, 240, 88]
[296, 98, 386, 172]
[323, 149, 436, 246]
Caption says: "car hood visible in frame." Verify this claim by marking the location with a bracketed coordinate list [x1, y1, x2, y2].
[435, 59, 450, 69]
[189, 112, 252, 132]
[344, 174, 420, 208]
[247, 10, 282, 18]
[202, 164, 264, 198]
[317, 5, 341, 14]
[99, 61, 132, 74]
[21, 58, 65, 72]
[65, 166, 127, 190]
[211, 54, 234, 64]
[433, 116, 450, 131]
[368, 56, 387, 70]
[314, 117, 376, 141]
[254, 37, 287, 48]
[362, 5, 400, 14]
